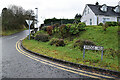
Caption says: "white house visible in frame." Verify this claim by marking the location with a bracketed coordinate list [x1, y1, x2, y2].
[81, 2, 120, 25]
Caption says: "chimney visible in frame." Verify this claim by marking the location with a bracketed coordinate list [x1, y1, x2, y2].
[96, 2, 99, 5]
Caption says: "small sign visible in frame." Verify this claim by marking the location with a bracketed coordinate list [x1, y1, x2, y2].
[26, 20, 33, 40]
[84, 45, 103, 50]
[26, 20, 33, 26]
[83, 45, 104, 60]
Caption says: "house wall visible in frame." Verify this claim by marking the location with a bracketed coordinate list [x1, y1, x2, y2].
[81, 5, 97, 25]
[97, 15, 117, 24]
[81, 5, 118, 25]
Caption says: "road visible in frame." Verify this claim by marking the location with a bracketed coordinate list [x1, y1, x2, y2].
[1, 30, 116, 79]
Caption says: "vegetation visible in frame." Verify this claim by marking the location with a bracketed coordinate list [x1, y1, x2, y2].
[44, 14, 81, 26]
[106, 21, 119, 26]
[49, 38, 65, 47]
[2, 28, 26, 36]
[23, 22, 119, 71]
[34, 33, 49, 42]
[1, 5, 35, 35]
[44, 17, 75, 26]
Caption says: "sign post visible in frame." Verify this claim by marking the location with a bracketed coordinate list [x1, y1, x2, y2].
[26, 20, 33, 40]
[83, 45, 104, 60]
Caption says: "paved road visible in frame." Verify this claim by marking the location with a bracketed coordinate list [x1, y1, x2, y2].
[1, 30, 89, 79]
[1, 30, 116, 79]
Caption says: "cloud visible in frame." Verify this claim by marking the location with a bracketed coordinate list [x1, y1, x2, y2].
[0, 0, 119, 24]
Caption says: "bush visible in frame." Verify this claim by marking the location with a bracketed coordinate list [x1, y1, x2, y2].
[69, 24, 79, 35]
[83, 40, 96, 46]
[35, 33, 49, 42]
[103, 22, 109, 31]
[69, 22, 86, 35]
[52, 23, 60, 33]
[106, 22, 118, 26]
[47, 26, 53, 35]
[30, 35, 34, 39]
[73, 39, 96, 50]
[49, 38, 65, 47]
[59, 24, 69, 38]
[98, 23, 103, 26]
[118, 22, 120, 26]
[41, 26, 48, 31]
[77, 22, 86, 31]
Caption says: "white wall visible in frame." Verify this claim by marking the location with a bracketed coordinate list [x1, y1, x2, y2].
[81, 5, 118, 25]
[97, 15, 117, 24]
[81, 5, 97, 25]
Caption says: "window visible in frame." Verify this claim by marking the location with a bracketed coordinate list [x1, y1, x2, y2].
[101, 4, 107, 12]
[90, 19, 92, 25]
[88, 8, 89, 14]
[103, 18, 110, 23]
[114, 6, 120, 13]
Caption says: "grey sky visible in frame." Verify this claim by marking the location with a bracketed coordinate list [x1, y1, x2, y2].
[0, 0, 119, 24]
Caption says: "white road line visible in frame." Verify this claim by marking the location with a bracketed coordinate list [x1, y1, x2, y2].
[7, 36, 17, 40]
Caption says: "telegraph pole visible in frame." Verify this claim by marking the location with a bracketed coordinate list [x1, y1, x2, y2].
[35, 8, 39, 31]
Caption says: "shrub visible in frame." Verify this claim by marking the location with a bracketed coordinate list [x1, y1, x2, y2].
[42, 26, 47, 31]
[73, 39, 96, 50]
[54, 23, 60, 27]
[35, 33, 49, 42]
[59, 24, 68, 38]
[106, 22, 118, 26]
[30, 35, 34, 39]
[118, 22, 120, 26]
[47, 26, 53, 35]
[83, 40, 96, 46]
[98, 23, 103, 26]
[69, 22, 86, 35]
[69, 24, 79, 35]
[52, 23, 60, 33]
[49, 38, 65, 47]
[27, 35, 34, 40]
[77, 22, 86, 31]
[102, 22, 109, 31]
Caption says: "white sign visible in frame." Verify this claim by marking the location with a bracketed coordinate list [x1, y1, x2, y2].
[26, 20, 33, 26]
[84, 45, 103, 50]
[83, 45, 104, 60]
[26, 20, 33, 40]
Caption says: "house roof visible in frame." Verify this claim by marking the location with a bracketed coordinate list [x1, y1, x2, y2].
[87, 4, 120, 17]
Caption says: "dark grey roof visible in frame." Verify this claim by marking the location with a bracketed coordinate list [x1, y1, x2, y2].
[87, 4, 120, 17]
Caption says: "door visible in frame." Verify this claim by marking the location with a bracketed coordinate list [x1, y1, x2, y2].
[90, 19, 92, 25]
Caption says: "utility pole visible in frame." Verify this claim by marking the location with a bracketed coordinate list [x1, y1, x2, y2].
[35, 8, 39, 31]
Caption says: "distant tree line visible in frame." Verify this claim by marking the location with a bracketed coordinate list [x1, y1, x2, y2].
[44, 14, 82, 26]
[2, 5, 35, 31]
[44, 17, 74, 26]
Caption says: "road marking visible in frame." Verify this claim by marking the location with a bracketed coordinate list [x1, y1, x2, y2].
[16, 41, 100, 79]
[18, 41, 114, 79]
[16, 40, 115, 79]
[7, 36, 17, 40]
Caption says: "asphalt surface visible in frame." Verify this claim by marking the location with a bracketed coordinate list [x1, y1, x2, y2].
[1, 30, 91, 79]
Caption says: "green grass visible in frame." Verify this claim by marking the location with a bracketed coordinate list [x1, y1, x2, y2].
[22, 26, 119, 71]
[1, 28, 27, 36]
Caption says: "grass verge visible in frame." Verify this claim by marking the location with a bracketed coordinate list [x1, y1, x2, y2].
[22, 26, 119, 71]
[1, 28, 27, 36]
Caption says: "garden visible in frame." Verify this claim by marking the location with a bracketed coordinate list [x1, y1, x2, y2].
[22, 22, 120, 71]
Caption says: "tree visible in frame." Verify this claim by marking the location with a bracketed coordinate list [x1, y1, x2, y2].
[2, 5, 35, 31]
[74, 14, 82, 23]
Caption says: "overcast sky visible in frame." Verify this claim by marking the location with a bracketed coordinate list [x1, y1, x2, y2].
[0, 0, 119, 24]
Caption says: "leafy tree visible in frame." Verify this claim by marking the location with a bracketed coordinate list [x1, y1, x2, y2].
[2, 5, 35, 31]
[74, 14, 82, 23]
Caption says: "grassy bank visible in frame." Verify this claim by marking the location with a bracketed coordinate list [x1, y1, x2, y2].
[1, 28, 27, 36]
[22, 26, 119, 71]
